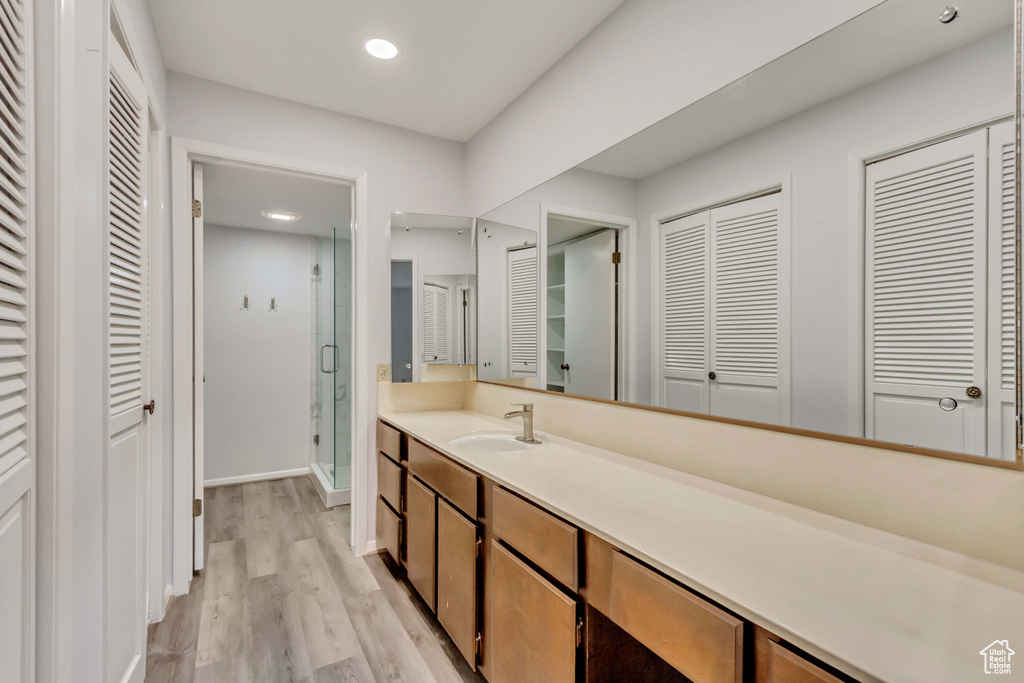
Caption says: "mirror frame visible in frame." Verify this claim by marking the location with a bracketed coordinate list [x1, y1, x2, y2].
[472, 0, 1024, 471]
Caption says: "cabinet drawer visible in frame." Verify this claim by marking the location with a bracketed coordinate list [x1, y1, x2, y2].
[405, 475, 437, 611]
[437, 498, 479, 670]
[408, 439, 478, 517]
[610, 551, 743, 683]
[493, 486, 578, 590]
[377, 420, 403, 461]
[376, 497, 402, 566]
[767, 641, 843, 683]
[377, 452, 403, 512]
[489, 540, 577, 683]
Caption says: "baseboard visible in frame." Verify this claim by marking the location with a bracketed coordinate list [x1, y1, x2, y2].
[361, 540, 378, 556]
[204, 466, 311, 488]
[309, 464, 351, 507]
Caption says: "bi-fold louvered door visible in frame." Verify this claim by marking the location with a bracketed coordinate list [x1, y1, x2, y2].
[0, 0, 33, 680]
[508, 246, 538, 376]
[423, 283, 449, 363]
[107, 35, 150, 683]
[865, 129, 989, 456]
[660, 192, 786, 425]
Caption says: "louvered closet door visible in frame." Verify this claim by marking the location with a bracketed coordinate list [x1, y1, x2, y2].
[660, 211, 710, 413]
[709, 193, 785, 424]
[423, 285, 437, 361]
[866, 129, 987, 455]
[0, 0, 33, 680]
[987, 121, 1016, 460]
[107, 36, 150, 683]
[435, 286, 449, 362]
[508, 246, 538, 376]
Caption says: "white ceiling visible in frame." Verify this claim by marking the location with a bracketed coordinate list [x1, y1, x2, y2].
[548, 215, 611, 246]
[580, 0, 1013, 180]
[147, 0, 626, 142]
[202, 162, 351, 238]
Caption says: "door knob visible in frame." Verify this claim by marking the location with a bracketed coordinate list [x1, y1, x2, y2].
[560, 363, 570, 371]
[966, 386, 982, 399]
[143, 399, 156, 415]
[708, 371, 717, 380]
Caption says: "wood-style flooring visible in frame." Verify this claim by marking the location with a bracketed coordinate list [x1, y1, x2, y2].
[145, 476, 483, 682]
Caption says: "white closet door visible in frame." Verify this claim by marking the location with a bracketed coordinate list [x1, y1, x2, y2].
[508, 246, 538, 376]
[987, 121, 1016, 459]
[107, 35, 149, 683]
[0, 0, 33, 679]
[709, 193, 785, 424]
[423, 285, 436, 361]
[435, 285, 449, 362]
[563, 230, 616, 400]
[660, 211, 710, 413]
[865, 129, 987, 455]
[191, 163, 204, 570]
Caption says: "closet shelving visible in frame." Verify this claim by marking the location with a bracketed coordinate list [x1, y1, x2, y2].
[546, 249, 566, 392]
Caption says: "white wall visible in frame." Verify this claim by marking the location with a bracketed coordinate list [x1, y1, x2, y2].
[203, 225, 312, 482]
[464, 0, 885, 216]
[390, 227, 475, 274]
[167, 71, 467, 551]
[636, 28, 1013, 433]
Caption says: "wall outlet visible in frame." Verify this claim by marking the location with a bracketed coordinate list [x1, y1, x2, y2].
[377, 364, 391, 382]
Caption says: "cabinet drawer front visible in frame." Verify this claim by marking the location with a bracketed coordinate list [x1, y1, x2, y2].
[768, 641, 843, 683]
[408, 439, 478, 517]
[377, 420, 402, 461]
[493, 486, 578, 590]
[437, 499, 479, 670]
[489, 541, 577, 683]
[377, 452, 403, 512]
[610, 551, 743, 683]
[376, 497, 402, 566]
[405, 476, 437, 611]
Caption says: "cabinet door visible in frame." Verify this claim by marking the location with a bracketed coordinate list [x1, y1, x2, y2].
[437, 498, 479, 669]
[489, 541, 577, 683]
[376, 496, 402, 565]
[405, 475, 437, 611]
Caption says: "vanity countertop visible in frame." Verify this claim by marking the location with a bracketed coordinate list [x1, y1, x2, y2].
[378, 408, 1024, 683]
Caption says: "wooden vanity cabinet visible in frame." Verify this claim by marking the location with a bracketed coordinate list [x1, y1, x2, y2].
[754, 627, 850, 683]
[489, 540, 579, 683]
[437, 498, 480, 669]
[375, 420, 406, 566]
[376, 496, 402, 566]
[405, 474, 437, 611]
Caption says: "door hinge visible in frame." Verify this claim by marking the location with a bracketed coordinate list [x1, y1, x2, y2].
[611, 251, 621, 264]
[475, 632, 483, 656]
[313, 433, 320, 446]
[192, 199, 202, 218]
[576, 617, 583, 646]
[193, 499, 203, 517]
[475, 537, 483, 558]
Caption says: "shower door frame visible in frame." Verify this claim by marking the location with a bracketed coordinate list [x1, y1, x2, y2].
[170, 137, 369, 594]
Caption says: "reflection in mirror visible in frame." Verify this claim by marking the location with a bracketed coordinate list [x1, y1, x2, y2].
[478, 0, 1018, 462]
[390, 213, 477, 382]
[476, 220, 539, 382]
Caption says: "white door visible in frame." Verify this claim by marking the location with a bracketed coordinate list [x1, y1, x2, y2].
[865, 129, 988, 454]
[709, 193, 785, 424]
[422, 283, 449, 363]
[987, 122, 1016, 459]
[107, 35, 150, 683]
[192, 162, 205, 570]
[0, 0, 34, 679]
[563, 230, 616, 399]
[660, 211, 710, 413]
[508, 246, 539, 376]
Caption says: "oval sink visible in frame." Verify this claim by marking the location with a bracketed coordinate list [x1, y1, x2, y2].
[449, 432, 543, 453]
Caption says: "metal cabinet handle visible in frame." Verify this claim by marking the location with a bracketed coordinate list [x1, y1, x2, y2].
[708, 371, 717, 380]
[966, 386, 982, 399]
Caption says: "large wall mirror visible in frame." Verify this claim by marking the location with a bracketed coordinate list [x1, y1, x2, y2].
[390, 213, 477, 382]
[475, 0, 1022, 465]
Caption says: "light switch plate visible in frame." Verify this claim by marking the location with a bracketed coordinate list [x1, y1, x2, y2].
[377, 364, 391, 382]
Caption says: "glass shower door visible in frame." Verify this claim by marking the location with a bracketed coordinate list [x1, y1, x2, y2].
[314, 227, 352, 491]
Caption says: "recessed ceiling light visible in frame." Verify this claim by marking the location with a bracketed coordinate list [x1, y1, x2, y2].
[262, 210, 301, 222]
[366, 38, 398, 60]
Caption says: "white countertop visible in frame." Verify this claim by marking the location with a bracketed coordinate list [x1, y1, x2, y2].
[379, 408, 1024, 683]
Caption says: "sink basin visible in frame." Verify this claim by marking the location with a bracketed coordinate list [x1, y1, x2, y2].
[449, 432, 543, 453]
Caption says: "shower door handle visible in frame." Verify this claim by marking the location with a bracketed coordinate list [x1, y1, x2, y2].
[320, 344, 338, 374]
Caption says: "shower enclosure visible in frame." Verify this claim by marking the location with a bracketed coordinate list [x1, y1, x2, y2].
[311, 226, 353, 505]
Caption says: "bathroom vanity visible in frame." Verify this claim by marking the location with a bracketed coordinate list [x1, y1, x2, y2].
[374, 402, 1024, 683]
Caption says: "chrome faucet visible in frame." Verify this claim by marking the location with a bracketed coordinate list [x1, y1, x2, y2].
[504, 403, 541, 444]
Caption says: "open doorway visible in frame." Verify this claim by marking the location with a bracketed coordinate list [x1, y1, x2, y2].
[540, 206, 637, 401]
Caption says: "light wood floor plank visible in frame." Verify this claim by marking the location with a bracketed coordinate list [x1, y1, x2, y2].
[196, 539, 251, 668]
[250, 573, 314, 682]
[313, 653, 376, 683]
[313, 508, 380, 597]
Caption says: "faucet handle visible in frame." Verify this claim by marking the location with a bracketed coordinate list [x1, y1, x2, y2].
[510, 402, 534, 411]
